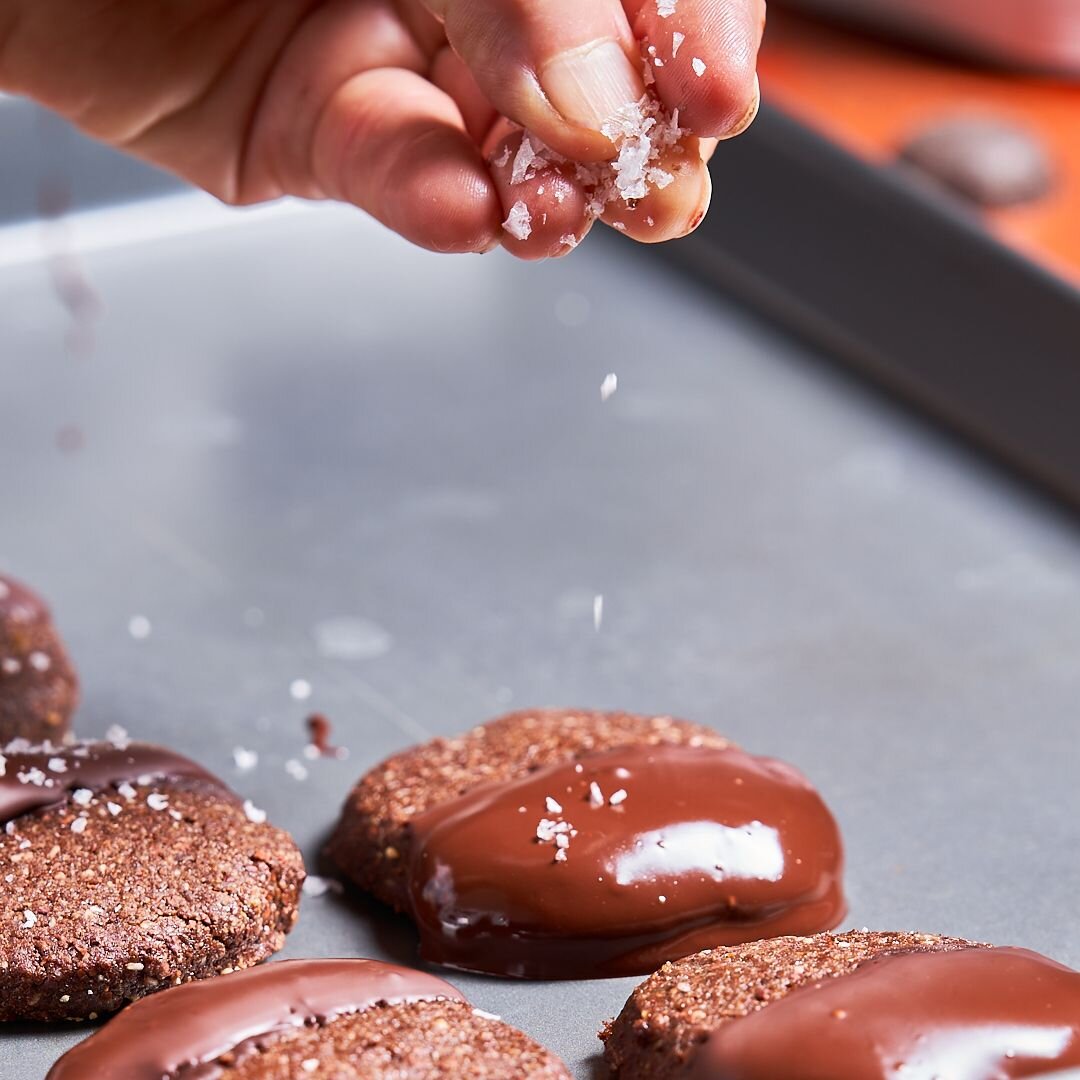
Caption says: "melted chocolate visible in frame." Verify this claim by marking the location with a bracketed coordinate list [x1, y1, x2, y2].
[46, 958, 466, 1080]
[687, 946, 1080, 1079]
[0, 741, 225, 824]
[407, 744, 844, 979]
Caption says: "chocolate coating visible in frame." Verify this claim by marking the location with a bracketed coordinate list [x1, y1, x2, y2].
[46, 959, 467, 1079]
[0, 739, 224, 823]
[0, 740, 303, 1022]
[408, 743, 844, 979]
[602, 930, 980, 1079]
[0, 574, 79, 743]
[686, 946, 1080, 1079]
[899, 115, 1054, 208]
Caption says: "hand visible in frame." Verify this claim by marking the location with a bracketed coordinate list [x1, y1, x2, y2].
[0, 0, 764, 257]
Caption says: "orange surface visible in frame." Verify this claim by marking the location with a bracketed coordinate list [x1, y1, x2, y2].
[757, 11, 1080, 284]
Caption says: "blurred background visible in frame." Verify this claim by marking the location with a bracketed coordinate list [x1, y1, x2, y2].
[3, 2, 1080, 1077]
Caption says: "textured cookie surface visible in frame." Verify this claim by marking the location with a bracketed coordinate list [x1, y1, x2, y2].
[325, 708, 728, 910]
[0, 772, 303, 1021]
[0, 574, 79, 743]
[220, 999, 571, 1079]
[602, 930, 982, 1078]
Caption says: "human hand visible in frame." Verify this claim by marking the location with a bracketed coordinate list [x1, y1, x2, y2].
[0, 0, 764, 257]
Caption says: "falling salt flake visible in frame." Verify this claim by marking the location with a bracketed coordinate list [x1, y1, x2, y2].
[243, 799, 267, 824]
[593, 594, 604, 631]
[302, 875, 344, 898]
[589, 782, 605, 808]
[657, 0, 677, 15]
[692, 57, 707, 77]
[671, 32, 685, 58]
[21, 910, 36, 929]
[106, 725, 131, 749]
[545, 796, 563, 814]
[232, 747, 258, 772]
[128, 615, 152, 640]
[285, 758, 309, 781]
[600, 373, 618, 402]
[502, 200, 532, 241]
[289, 678, 312, 702]
[609, 788, 628, 806]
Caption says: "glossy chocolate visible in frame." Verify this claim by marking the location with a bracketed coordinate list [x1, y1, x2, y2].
[0, 740, 225, 824]
[47, 958, 466, 1080]
[687, 946, 1080, 1079]
[407, 744, 844, 978]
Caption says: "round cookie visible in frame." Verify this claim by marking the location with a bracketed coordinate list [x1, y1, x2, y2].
[0, 574, 79, 743]
[0, 736, 304, 1022]
[326, 709, 845, 979]
[601, 930, 981, 1078]
[47, 958, 572, 1079]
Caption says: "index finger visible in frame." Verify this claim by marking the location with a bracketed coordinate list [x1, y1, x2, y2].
[624, 0, 764, 138]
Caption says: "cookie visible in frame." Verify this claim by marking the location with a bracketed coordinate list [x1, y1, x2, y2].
[601, 930, 1080, 1079]
[0, 734, 304, 1021]
[47, 957, 572, 1079]
[0, 574, 79, 743]
[326, 709, 845, 979]
[898, 115, 1054, 208]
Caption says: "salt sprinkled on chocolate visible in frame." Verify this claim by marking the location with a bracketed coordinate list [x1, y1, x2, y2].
[242, 799, 267, 824]
[502, 201, 533, 241]
[588, 781, 605, 808]
[609, 788, 628, 806]
[545, 796, 563, 814]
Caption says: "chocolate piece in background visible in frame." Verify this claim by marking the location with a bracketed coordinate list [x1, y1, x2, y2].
[0, 574, 79, 744]
[898, 114, 1055, 208]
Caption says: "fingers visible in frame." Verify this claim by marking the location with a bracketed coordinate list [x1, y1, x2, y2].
[602, 134, 712, 242]
[311, 68, 502, 253]
[429, 46, 498, 144]
[485, 124, 595, 259]
[417, 0, 647, 161]
[623, 0, 764, 138]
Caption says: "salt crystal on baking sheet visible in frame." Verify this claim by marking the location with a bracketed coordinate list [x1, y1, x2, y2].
[657, 0, 677, 15]
[692, 57, 707, 76]
[672, 32, 685, 58]
[502, 201, 532, 240]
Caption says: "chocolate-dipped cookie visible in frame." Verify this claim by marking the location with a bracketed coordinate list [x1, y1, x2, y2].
[326, 709, 845, 980]
[0, 735, 304, 1021]
[47, 958, 572, 1078]
[0, 574, 79, 743]
[603, 930, 1080, 1078]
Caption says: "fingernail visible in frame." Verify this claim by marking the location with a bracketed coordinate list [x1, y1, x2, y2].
[541, 40, 645, 134]
[720, 74, 761, 140]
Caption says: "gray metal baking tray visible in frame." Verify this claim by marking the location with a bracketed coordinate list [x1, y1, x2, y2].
[3, 118, 1080, 1078]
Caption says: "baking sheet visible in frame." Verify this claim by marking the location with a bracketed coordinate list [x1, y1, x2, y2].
[2, 194, 1079, 1078]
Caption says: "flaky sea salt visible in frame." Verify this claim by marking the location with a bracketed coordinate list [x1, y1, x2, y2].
[128, 615, 152, 640]
[545, 796, 563, 814]
[502, 201, 532, 241]
[609, 788, 628, 806]
[285, 759, 308, 781]
[146, 793, 169, 811]
[21, 910, 36, 928]
[692, 57, 707, 76]
[302, 875, 343, 898]
[593, 594, 604, 630]
[600, 373, 618, 401]
[243, 799, 267, 824]
[589, 781, 605, 808]
[657, 0, 677, 15]
[511, 135, 539, 185]
[672, 32, 685, 58]
[72, 788, 93, 807]
[70, 816, 88, 834]
[233, 747, 258, 772]
[289, 678, 312, 701]
[106, 725, 131, 750]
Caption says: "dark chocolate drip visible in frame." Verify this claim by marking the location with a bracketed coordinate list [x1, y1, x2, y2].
[407, 744, 845, 979]
[0, 741, 226, 824]
[47, 958, 466, 1080]
[687, 946, 1080, 1079]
